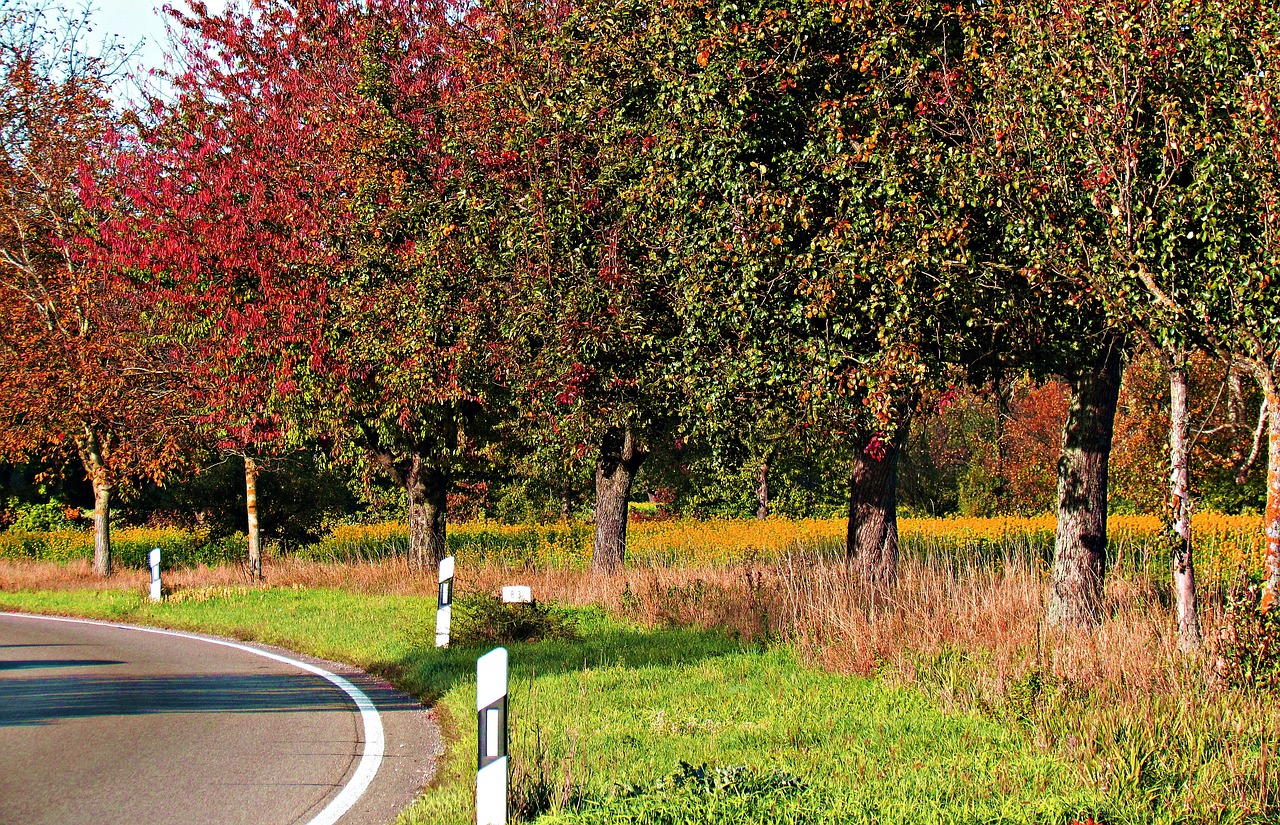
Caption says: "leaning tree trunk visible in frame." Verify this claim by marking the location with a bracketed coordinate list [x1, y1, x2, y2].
[406, 458, 448, 569]
[245, 456, 262, 582]
[592, 425, 647, 574]
[1167, 357, 1201, 650]
[1260, 377, 1280, 612]
[1046, 340, 1124, 629]
[846, 415, 910, 584]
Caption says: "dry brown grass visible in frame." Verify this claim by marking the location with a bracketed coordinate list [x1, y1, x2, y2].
[0, 554, 1229, 691]
[0, 559, 136, 592]
[774, 556, 1213, 696]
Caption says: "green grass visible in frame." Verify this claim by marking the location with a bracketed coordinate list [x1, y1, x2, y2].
[0, 586, 1108, 824]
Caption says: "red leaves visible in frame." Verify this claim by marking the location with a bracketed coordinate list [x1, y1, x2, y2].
[0, 2, 193, 482]
[555, 363, 595, 406]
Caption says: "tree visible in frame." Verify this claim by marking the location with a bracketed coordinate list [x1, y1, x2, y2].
[396, 0, 689, 573]
[618, 0, 1024, 582]
[98, 0, 506, 570]
[979, 0, 1280, 635]
[90, 0, 366, 577]
[1228, 2, 1280, 609]
[348, 0, 543, 566]
[956, 0, 1272, 634]
[0, 0, 189, 575]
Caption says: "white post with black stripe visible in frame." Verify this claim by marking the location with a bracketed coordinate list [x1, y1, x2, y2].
[148, 547, 162, 602]
[476, 647, 508, 825]
[436, 555, 455, 648]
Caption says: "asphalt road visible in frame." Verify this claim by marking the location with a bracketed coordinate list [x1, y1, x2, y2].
[0, 613, 441, 825]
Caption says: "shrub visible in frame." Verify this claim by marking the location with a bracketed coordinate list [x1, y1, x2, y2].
[1215, 572, 1280, 691]
[449, 594, 579, 647]
[6, 499, 81, 532]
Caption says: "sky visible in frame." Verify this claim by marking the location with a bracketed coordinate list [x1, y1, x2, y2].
[92, 0, 227, 76]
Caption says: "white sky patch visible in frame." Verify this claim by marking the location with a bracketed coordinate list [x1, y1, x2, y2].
[90, 0, 228, 98]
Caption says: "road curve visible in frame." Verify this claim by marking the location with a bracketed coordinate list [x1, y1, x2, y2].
[0, 613, 441, 825]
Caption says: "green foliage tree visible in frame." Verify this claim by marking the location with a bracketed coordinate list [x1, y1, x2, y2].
[966, 0, 1280, 634]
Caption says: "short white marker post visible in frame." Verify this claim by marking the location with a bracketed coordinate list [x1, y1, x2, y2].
[476, 647, 508, 825]
[436, 555, 455, 648]
[148, 547, 162, 602]
[500, 585, 532, 604]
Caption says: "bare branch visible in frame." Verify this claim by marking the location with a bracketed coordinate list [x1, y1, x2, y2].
[1237, 397, 1269, 485]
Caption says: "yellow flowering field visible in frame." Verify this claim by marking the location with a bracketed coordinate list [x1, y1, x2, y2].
[308, 513, 1267, 580]
[3, 513, 1262, 578]
[0, 527, 245, 568]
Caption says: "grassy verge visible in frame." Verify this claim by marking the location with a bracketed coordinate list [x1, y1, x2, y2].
[0, 584, 1108, 825]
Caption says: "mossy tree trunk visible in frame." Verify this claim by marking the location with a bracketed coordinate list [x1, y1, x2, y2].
[1259, 377, 1280, 612]
[406, 459, 448, 569]
[1047, 339, 1124, 629]
[76, 423, 112, 577]
[755, 453, 771, 520]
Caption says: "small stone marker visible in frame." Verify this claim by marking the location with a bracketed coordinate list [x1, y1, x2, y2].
[476, 647, 508, 825]
[148, 547, 162, 602]
[436, 555, 455, 648]
[500, 585, 532, 604]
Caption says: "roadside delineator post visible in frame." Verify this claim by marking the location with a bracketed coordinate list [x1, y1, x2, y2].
[476, 647, 508, 825]
[148, 547, 162, 602]
[436, 555, 455, 648]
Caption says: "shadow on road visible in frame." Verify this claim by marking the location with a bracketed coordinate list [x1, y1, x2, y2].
[0, 644, 78, 649]
[0, 659, 125, 671]
[0, 671, 417, 727]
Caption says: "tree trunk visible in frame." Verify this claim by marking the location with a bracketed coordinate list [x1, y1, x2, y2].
[245, 456, 262, 582]
[91, 477, 111, 577]
[755, 457, 770, 520]
[846, 414, 910, 583]
[76, 423, 112, 577]
[592, 425, 646, 574]
[1046, 339, 1124, 629]
[1260, 380, 1280, 612]
[1167, 357, 1201, 651]
[407, 458, 448, 569]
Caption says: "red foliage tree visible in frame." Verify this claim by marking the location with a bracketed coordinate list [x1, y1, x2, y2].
[86, 0, 363, 576]
[93, 0, 508, 569]
[0, 0, 190, 575]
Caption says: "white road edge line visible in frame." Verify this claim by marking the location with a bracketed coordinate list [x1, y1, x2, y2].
[3, 612, 385, 825]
